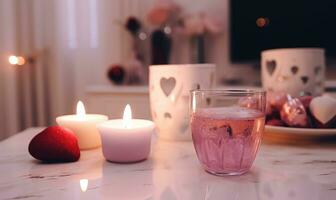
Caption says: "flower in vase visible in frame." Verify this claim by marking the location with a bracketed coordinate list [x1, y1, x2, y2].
[147, 0, 180, 26]
[203, 13, 223, 34]
[183, 12, 223, 36]
[107, 64, 125, 85]
[125, 16, 142, 36]
[183, 14, 205, 35]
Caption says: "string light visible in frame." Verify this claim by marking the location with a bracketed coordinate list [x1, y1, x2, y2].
[8, 55, 26, 66]
[256, 17, 270, 28]
[17, 56, 26, 65]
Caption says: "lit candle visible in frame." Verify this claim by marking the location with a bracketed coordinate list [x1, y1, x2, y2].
[56, 101, 108, 150]
[97, 104, 155, 163]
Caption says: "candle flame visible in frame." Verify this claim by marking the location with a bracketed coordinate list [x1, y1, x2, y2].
[80, 179, 88, 192]
[123, 104, 132, 128]
[76, 101, 86, 119]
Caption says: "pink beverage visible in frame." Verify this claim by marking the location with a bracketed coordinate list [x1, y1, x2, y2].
[191, 106, 265, 175]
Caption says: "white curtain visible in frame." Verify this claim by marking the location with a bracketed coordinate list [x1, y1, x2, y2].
[0, 0, 74, 139]
[0, 0, 107, 139]
[0, 0, 19, 139]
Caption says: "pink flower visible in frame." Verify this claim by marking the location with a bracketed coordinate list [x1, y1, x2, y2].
[147, 0, 180, 25]
[183, 12, 223, 35]
[203, 13, 223, 34]
[155, 0, 179, 11]
[183, 14, 205, 35]
[147, 7, 171, 25]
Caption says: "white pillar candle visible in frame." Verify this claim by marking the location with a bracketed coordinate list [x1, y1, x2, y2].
[56, 101, 108, 150]
[98, 104, 155, 163]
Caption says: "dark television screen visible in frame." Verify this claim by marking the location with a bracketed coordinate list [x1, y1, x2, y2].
[230, 0, 336, 62]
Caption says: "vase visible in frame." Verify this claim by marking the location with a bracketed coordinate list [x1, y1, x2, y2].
[191, 34, 205, 63]
[151, 29, 172, 64]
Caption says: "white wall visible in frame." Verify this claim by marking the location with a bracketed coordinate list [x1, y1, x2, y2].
[0, 0, 68, 138]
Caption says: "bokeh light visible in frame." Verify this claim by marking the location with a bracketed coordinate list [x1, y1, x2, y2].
[8, 55, 26, 65]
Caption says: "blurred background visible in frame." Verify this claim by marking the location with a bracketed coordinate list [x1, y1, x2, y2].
[0, 0, 335, 140]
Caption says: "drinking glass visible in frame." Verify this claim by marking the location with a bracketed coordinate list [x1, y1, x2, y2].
[190, 89, 266, 176]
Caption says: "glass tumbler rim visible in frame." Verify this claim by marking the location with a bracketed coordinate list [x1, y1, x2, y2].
[190, 88, 266, 95]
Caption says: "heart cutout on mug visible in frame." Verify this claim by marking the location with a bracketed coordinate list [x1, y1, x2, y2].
[164, 112, 172, 119]
[291, 66, 299, 75]
[160, 77, 176, 96]
[315, 66, 322, 75]
[301, 76, 309, 84]
[266, 60, 277, 76]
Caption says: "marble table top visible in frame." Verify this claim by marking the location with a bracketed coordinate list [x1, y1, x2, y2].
[1, 128, 336, 200]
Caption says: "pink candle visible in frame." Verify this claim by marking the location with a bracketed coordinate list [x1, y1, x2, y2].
[97, 105, 155, 163]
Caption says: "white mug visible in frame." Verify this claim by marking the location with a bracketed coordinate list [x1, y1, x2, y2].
[149, 64, 216, 141]
[261, 48, 325, 96]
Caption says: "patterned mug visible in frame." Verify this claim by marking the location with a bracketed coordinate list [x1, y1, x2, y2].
[149, 64, 216, 141]
[261, 48, 325, 96]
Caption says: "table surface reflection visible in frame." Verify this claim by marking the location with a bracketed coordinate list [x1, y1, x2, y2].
[0, 128, 336, 200]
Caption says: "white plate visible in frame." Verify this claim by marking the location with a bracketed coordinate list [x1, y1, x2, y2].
[265, 125, 336, 137]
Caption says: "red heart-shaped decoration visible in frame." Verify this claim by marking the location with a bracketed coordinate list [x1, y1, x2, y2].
[28, 126, 80, 162]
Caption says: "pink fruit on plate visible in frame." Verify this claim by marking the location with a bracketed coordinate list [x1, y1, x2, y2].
[280, 96, 309, 128]
[266, 102, 280, 118]
[267, 91, 287, 111]
[297, 95, 313, 110]
[309, 95, 336, 128]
